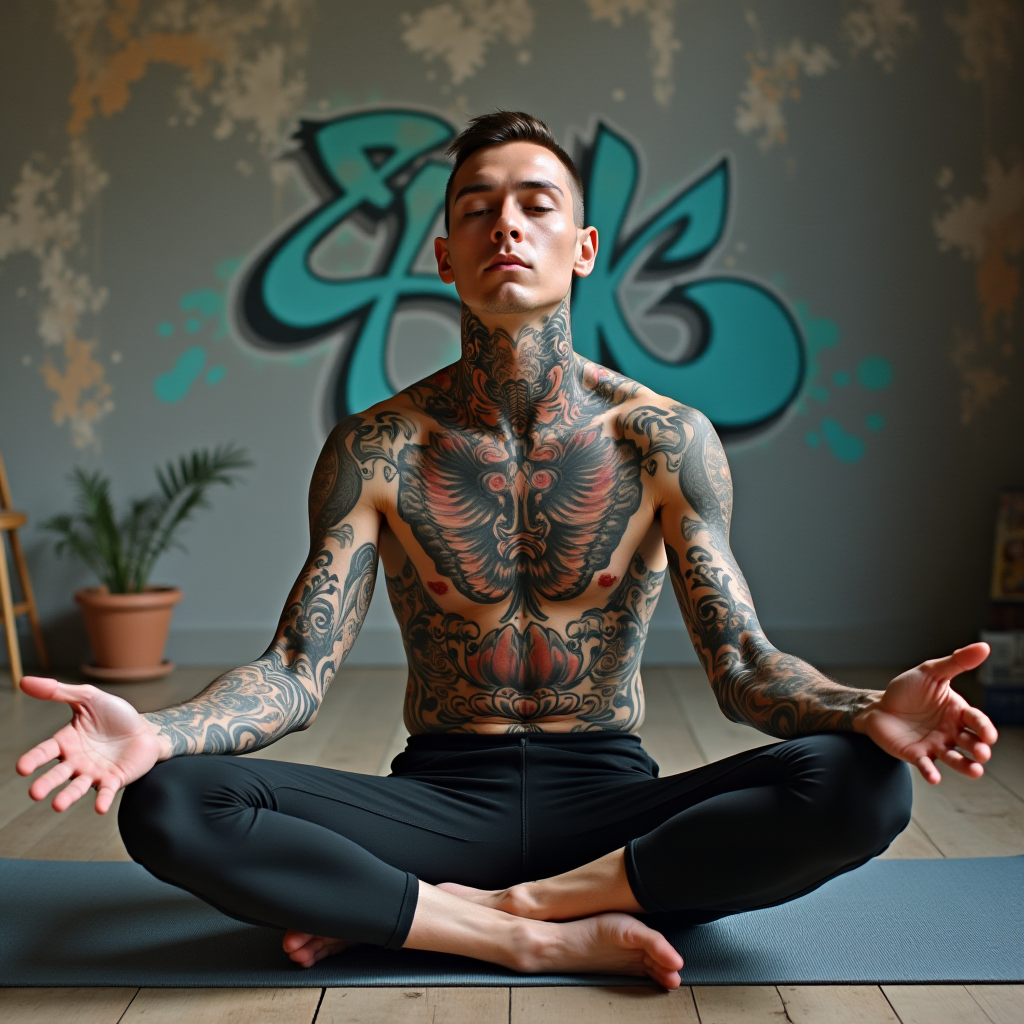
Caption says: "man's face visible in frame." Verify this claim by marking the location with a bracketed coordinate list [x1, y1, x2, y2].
[434, 142, 597, 317]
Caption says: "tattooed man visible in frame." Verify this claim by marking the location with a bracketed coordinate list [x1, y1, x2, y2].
[19, 112, 997, 989]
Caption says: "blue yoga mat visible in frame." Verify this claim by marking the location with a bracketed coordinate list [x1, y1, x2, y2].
[0, 856, 1020, 987]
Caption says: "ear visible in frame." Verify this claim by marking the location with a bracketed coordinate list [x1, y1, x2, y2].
[434, 235, 455, 284]
[573, 226, 599, 278]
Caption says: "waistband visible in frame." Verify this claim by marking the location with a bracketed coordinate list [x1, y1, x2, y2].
[404, 731, 645, 753]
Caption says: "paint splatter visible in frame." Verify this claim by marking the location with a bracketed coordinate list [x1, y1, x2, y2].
[792, 301, 840, 410]
[843, 0, 918, 72]
[401, 0, 534, 84]
[155, 346, 206, 403]
[586, 0, 681, 105]
[856, 357, 894, 390]
[935, 158, 1022, 422]
[1, 1, 314, 448]
[0, 138, 111, 447]
[157, 321, 174, 337]
[946, 0, 1022, 84]
[736, 13, 838, 150]
[206, 365, 227, 386]
[39, 334, 114, 450]
[792, 301, 890, 461]
[61, 1, 313, 153]
[934, 158, 1024, 341]
[952, 328, 1009, 424]
[819, 419, 865, 463]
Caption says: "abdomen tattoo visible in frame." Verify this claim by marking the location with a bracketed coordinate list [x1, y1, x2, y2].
[385, 553, 665, 733]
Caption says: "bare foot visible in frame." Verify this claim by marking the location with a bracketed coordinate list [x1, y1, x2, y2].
[436, 880, 525, 914]
[523, 912, 683, 989]
[282, 929, 358, 968]
[436, 851, 643, 921]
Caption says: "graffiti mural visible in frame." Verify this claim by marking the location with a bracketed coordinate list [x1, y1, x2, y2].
[236, 108, 804, 434]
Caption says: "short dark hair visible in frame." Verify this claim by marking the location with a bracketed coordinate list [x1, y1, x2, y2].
[443, 110, 585, 232]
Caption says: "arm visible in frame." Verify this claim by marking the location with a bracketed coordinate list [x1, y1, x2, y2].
[18, 412, 395, 810]
[146, 416, 381, 757]
[626, 401, 997, 781]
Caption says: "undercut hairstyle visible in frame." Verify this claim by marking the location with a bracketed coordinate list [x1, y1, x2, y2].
[443, 110, 585, 232]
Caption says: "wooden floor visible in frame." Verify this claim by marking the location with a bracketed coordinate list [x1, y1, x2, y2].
[1, 664, 1021, 1023]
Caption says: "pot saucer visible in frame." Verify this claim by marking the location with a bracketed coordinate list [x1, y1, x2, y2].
[80, 661, 175, 682]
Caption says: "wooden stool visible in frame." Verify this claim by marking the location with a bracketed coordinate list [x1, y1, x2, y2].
[0, 452, 49, 687]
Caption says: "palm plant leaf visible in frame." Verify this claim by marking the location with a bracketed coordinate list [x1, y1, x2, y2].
[44, 445, 251, 593]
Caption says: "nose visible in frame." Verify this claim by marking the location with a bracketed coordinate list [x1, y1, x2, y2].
[491, 195, 523, 243]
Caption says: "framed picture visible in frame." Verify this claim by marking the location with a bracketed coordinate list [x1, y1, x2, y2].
[991, 490, 1024, 603]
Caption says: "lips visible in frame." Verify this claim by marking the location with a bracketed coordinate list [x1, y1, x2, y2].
[487, 254, 530, 271]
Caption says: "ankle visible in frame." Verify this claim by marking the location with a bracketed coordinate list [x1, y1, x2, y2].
[502, 882, 545, 919]
[507, 919, 559, 973]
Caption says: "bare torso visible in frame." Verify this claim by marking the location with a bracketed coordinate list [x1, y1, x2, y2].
[309, 305, 702, 734]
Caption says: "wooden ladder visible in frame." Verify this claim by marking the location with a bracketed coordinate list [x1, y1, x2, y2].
[0, 451, 49, 687]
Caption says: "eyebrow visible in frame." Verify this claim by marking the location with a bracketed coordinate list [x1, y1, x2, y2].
[452, 179, 565, 205]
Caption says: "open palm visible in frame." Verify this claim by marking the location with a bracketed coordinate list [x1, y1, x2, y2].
[16, 677, 163, 813]
[862, 643, 998, 785]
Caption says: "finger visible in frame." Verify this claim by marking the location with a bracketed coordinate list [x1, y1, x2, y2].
[955, 731, 992, 764]
[16, 737, 62, 776]
[939, 748, 985, 779]
[28, 760, 76, 802]
[924, 643, 990, 680]
[95, 780, 120, 815]
[963, 706, 999, 746]
[915, 754, 942, 785]
[51, 774, 94, 812]
[19, 675, 61, 700]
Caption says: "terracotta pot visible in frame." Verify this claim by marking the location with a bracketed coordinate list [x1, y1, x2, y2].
[75, 586, 183, 682]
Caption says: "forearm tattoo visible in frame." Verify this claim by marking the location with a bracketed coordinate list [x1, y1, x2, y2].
[386, 551, 664, 733]
[147, 416, 387, 756]
[624, 405, 874, 737]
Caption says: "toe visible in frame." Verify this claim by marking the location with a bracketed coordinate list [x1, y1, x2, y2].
[282, 930, 313, 953]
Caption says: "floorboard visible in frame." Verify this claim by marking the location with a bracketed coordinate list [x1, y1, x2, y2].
[690, 985, 789, 1023]
[319, 986, 507, 1023]
[777, 985, 899, 1023]
[511, 986, 698, 1023]
[0, 987, 137, 1024]
[118, 987, 322, 1023]
[882, 984, 994, 1024]
[964, 984, 1024, 1024]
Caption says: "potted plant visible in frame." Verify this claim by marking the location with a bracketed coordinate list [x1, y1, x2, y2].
[43, 445, 251, 681]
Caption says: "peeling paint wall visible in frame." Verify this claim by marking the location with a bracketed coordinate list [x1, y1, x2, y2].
[1, 0, 1021, 668]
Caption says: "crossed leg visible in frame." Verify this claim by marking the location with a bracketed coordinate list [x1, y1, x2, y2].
[285, 734, 912, 984]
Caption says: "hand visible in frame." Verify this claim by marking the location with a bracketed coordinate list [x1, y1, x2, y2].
[16, 676, 164, 814]
[856, 643, 998, 785]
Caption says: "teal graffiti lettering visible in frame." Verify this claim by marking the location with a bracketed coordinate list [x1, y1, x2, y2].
[238, 110, 804, 433]
[239, 110, 457, 422]
[573, 125, 803, 431]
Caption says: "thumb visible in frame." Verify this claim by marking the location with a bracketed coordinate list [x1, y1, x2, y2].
[924, 642, 989, 681]
[20, 675, 60, 699]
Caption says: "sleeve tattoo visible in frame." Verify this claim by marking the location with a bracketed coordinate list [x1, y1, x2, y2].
[146, 416, 392, 756]
[628, 403, 874, 738]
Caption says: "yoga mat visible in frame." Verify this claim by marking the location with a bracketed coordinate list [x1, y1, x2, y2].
[0, 856, 1020, 987]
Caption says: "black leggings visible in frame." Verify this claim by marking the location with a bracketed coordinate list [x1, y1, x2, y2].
[119, 732, 911, 951]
